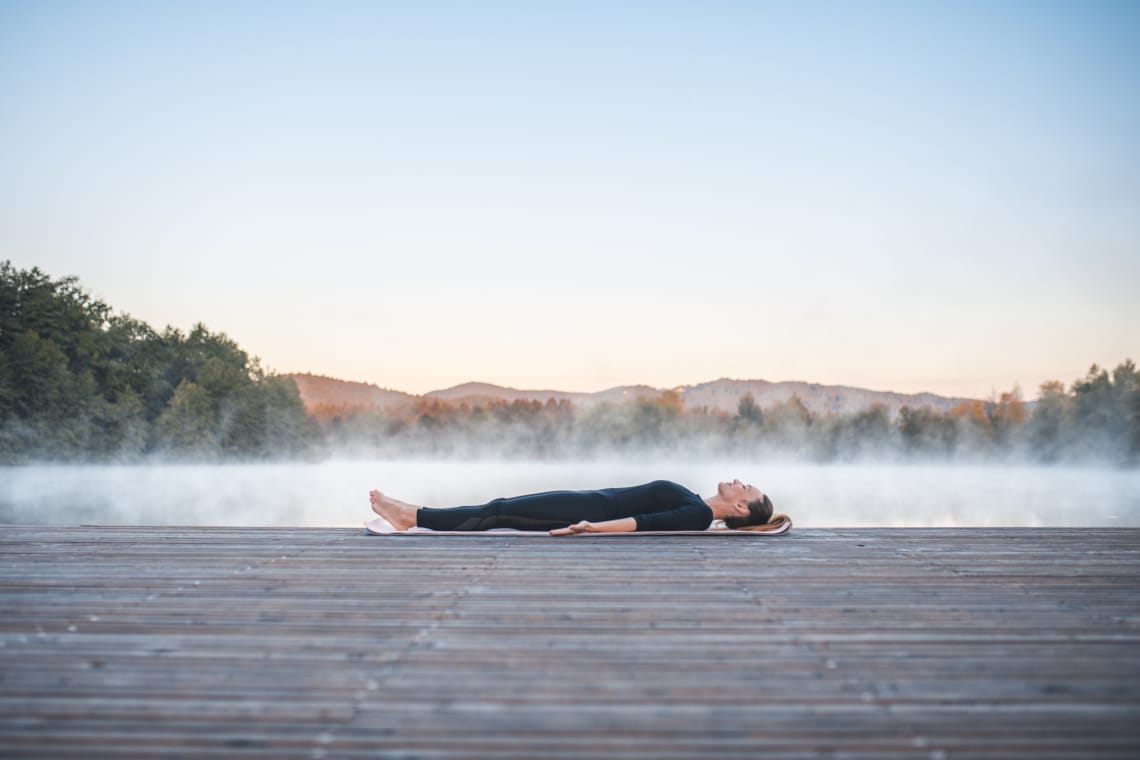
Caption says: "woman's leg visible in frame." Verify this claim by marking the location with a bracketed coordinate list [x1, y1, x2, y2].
[417, 489, 611, 532]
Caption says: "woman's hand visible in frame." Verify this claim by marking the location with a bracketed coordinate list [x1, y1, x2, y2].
[549, 517, 637, 535]
[549, 520, 596, 536]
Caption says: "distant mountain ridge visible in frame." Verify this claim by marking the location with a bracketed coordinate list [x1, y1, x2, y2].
[677, 378, 976, 417]
[288, 373, 418, 417]
[286, 373, 979, 419]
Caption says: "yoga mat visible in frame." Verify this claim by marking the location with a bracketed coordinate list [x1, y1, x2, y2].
[363, 517, 792, 537]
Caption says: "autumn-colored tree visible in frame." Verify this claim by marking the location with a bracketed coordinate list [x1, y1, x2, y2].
[992, 387, 1027, 425]
[988, 385, 1027, 449]
[949, 400, 987, 425]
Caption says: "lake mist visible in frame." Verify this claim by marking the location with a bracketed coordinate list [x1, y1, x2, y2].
[2, 461, 1138, 528]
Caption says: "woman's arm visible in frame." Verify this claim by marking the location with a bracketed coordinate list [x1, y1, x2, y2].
[549, 517, 637, 536]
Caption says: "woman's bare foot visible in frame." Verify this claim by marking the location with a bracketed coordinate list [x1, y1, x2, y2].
[369, 490, 419, 530]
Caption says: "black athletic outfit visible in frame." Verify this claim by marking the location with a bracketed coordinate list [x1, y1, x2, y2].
[416, 479, 714, 532]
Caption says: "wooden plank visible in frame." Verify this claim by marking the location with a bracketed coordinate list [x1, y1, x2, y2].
[1, 526, 1138, 758]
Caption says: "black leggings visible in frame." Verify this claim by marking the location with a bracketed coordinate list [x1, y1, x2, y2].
[417, 490, 613, 531]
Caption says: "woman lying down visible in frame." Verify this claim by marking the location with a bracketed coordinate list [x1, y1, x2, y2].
[367, 478, 791, 535]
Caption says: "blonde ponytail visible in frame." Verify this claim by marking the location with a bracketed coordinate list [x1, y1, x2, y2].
[736, 513, 792, 535]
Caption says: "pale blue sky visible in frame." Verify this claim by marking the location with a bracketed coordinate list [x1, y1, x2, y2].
[2, 1, 1137, 398]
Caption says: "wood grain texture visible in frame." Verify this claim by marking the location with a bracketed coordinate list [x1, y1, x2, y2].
[1, 526, 1138, 758]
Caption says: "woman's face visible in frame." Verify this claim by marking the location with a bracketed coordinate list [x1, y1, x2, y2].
[718, 478, 764, 505]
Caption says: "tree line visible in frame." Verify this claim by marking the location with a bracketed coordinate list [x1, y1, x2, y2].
[314, 364, 1138, 465]
[0, 262, 308, 462]
[2, 262, 1136, 464]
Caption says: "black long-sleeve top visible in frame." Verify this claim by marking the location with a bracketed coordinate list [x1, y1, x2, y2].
[598, 480, 715, 531]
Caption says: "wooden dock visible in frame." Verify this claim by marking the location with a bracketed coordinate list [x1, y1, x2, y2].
[2, 526, 1139, 758]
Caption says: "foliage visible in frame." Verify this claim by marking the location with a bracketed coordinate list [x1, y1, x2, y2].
[2, 262, 1137, 465]
[0, 262, 307, 462]
[312, 362, 1140, 465]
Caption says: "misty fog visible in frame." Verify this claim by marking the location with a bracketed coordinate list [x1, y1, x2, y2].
[2, 460, 1137, 528]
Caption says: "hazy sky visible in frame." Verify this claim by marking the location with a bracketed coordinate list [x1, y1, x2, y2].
[2, 1, 1137, 399]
